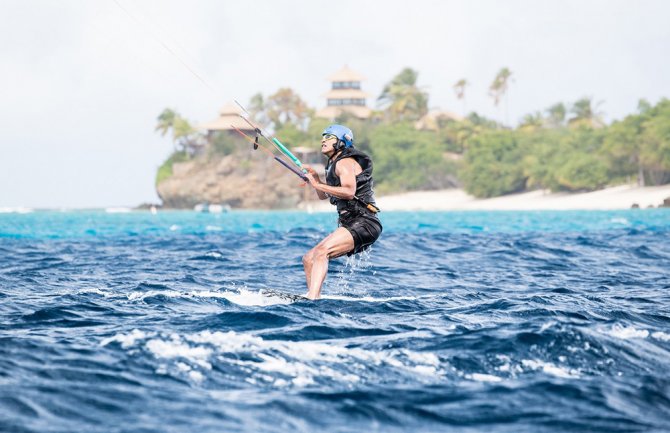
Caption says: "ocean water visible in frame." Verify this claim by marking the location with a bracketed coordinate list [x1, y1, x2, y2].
[1, 209, 669, 433]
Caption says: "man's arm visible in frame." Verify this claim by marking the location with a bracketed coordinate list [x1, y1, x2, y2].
[306, 158, 358, 200]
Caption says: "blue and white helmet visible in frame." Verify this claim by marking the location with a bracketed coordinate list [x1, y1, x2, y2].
[322, 124, 354, 149]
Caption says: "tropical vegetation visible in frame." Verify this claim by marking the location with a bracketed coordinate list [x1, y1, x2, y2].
[156, 67, 670, 197]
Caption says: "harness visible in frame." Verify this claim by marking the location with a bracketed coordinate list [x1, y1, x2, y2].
[325, 148, 380, 219]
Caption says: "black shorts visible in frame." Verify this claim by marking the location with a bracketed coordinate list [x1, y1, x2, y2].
[339, 212, 383, 256]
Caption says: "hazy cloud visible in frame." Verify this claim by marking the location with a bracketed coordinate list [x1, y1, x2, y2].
[1, 0, 668, 207]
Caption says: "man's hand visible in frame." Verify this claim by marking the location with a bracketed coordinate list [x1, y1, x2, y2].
[303, 164, 328, 199]
[303, 165, 318, 177]
[306, 172, 320, 188]
[303, 165, 320, 187]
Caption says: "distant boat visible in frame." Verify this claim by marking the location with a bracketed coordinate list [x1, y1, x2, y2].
[193, 203, 230, 213]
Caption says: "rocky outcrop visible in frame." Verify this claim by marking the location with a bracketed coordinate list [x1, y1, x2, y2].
[156, 153, 313, 209]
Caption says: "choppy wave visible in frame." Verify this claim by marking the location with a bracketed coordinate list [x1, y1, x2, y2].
[1, 210, 670, 433]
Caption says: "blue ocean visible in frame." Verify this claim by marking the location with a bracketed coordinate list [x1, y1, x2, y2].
[1, 209, 669, 433]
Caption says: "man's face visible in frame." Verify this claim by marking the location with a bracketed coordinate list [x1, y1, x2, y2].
[321, 134, 338, 156]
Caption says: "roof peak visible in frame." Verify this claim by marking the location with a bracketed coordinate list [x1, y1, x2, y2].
[328, 65, 366, 82]
[218, 101, 243, 116]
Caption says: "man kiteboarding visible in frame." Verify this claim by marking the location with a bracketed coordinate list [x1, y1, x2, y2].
[302, 125, 382, 300]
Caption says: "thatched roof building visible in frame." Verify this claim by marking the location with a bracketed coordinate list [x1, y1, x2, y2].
[199, 102, 254, 133]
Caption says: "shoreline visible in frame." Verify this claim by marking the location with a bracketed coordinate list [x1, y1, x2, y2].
[377, 184, 670, 211]
[2, 185, 670, 213]
[305, 184, 670, 212]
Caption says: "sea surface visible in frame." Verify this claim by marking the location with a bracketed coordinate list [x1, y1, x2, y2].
[1, 209, 669, 433]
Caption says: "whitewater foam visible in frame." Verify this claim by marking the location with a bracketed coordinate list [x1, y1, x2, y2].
[146, 336, 213, 369]
[468, 373, 503, 383]
[100, 329, 151, 349]
[521, 359, 580, 379]
[605, 325, 670, 342]
[126, 288, 296, 306]
[123, 287, 418, 306]
[606, 324, 650, 340]
[75, 288, 112, 297]
[651, 331, 670, 342]
[103, 329, 443, 387]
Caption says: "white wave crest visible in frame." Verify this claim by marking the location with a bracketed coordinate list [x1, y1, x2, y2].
[104, 329, 443, 387]
[651, 331, 670, 342]
[146, 337, 213, 369]
[521, 359, 579, 378]
[75, 288, 111, 296]
[467, 373, 503, 383]
[607, 324, 650, 340]
[126, 288, 295, 306]
[100, 329, 151, 348]
[120, 287, 415, 306]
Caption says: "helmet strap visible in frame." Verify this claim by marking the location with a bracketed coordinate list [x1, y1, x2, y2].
[328, 145, 343, 163]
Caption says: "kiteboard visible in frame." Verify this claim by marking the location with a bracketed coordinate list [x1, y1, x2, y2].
[260, 289, 308, 302]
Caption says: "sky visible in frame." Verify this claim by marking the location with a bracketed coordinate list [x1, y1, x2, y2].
[1, 0, 669, 208]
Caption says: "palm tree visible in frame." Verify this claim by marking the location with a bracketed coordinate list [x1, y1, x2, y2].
[569, 97, 605, 128]
[155, 108, 201, 155]
[489, 67, 513, 125]
[545, 103, 566, 128]
[378, 68, 429, 121]
[453, 79, 469, 116]
[519, 111, 544, 131]
[155, 108, 179, 151]
[156, 108, 177, 136]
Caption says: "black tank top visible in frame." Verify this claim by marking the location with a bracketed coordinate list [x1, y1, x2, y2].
[325, 147, 378, 214]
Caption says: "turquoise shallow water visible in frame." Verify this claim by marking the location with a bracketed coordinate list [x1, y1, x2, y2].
[1, 209, 669, 432]
[2, 208, 670, 238]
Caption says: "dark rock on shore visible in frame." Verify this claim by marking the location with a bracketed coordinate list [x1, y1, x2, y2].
[134, 202, 162, 210]
[156, 153, 315, 209]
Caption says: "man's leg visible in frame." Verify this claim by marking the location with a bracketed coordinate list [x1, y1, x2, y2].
[303, 227, 355, 300]
[302, 252, 313, 289]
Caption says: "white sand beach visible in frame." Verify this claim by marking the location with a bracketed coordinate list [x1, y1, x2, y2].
[305, 184, 670, 212]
